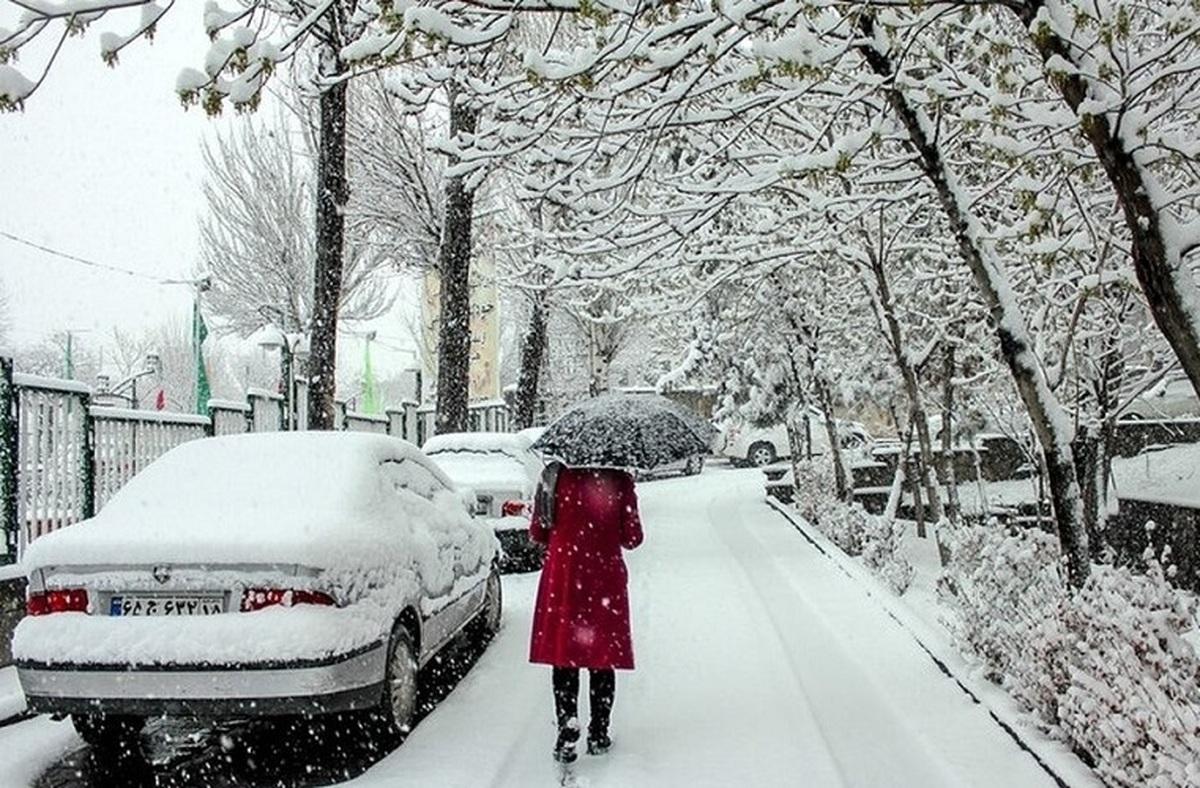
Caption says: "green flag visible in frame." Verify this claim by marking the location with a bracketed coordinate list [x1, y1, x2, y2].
[361, 336, 380, 415]
[193, 299, 210, 414]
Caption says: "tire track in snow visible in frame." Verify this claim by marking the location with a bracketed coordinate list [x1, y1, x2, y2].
[707, 486, 961, 787]
[623, 474, 845, 787]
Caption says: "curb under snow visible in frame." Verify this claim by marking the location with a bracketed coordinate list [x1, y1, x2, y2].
[764, 497, 1102, 788]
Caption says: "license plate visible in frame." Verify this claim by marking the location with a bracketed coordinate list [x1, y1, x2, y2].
[109, 595, 224, 616]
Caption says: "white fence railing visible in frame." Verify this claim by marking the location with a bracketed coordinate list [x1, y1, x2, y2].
[0, 359, 513, 563]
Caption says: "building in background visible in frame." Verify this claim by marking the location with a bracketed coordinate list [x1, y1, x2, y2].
[420, 252, 501, 405]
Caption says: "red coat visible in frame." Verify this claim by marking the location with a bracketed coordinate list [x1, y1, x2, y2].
[529, 467, 644, 670]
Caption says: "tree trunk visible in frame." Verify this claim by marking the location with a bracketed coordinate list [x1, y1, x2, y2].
[306, 48, 348, 432]
[513, 295, 548, 430]
[813, 374, 849, 501]
[433, 83, 479, 435]
[857, 14, 1090, 586]
[941, 344, 960, 524]
[1015, 0, 1200, 401]
[861, 245, 945, 524]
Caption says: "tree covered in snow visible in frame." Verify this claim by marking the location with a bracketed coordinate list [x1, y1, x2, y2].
[347, 0, 1200, 587]
[199, 109, 394, 337]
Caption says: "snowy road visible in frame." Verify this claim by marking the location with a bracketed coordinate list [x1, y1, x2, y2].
[347, 467, 1060, 788]
[0, 466, 1066, 787]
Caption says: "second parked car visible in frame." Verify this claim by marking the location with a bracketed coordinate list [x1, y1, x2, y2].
[423, 431, 545, 572]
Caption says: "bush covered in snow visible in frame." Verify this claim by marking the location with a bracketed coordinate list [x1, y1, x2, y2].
[791, 458, 838, 526]
[861, 515, 915, 595]
[1059, 555, 1200, 787]
[938, 523, 1070, 727]
[939, 523, 1200, 787]
[791, 459, 913, 593]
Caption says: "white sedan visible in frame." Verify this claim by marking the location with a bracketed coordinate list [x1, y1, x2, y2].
[423, 432, 544, 572]
[13, 432, 500, 752]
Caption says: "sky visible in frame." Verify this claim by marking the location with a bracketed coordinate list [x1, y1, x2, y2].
[0, 4, 419, 379]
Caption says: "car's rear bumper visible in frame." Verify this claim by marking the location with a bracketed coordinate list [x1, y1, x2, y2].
[17, 642, 386, 718]
[495, 529, 543, 573]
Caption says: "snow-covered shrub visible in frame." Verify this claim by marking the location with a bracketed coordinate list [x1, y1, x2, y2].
[792, 458, 912, 592]
[791, 458, 838, 525]
[862, 515, 914, 595]
[938, 523, 1070, 728]
[941, 523, 1200, 787]
[1058, 552, 1200, 788]
[821, 502, 868, 556]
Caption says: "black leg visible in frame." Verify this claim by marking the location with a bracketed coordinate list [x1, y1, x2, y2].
[588, 669, 615, 740]
[552, 667, 581, 763]
[552, 667, 581, 732]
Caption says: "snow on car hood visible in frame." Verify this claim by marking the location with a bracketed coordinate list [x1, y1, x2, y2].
[22, 432, 494, 584]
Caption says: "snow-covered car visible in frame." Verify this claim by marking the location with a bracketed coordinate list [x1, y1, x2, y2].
[423, 432, 545, 572]
[720, 415, 872, 467]
[635, 453, 706, 480]
[1123, 373, 1200, 420]
[13, 432, 500, 750]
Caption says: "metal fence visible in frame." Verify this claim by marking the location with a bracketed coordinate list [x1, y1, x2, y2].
[0, 358, 513, 564]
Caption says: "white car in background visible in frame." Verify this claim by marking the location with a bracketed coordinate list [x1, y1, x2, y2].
[14, 432, 500, 752]
[720, 414, 873, 467]
[423, 432, 545, 572]
[1123, 373, 1200, 420]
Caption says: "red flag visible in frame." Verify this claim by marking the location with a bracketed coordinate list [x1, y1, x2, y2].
[154, 388, 166, 411]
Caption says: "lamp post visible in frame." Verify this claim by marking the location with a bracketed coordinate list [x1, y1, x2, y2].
[256, 313, 308, 430]
[96, 353, 161, 408]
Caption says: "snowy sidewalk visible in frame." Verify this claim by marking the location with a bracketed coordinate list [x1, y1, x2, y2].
[347, 467, 1067, 788]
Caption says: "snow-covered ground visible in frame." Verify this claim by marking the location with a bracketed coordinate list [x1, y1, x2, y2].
[346, 468, 1073, 787]
[0, 467, 1093, 787]
[1112, 443, 1200, 507]
[0, 665, 26, 722]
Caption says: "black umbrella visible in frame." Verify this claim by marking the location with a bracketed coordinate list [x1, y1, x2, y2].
[638, 392, 717, 447]
[532, 393, 710, 470]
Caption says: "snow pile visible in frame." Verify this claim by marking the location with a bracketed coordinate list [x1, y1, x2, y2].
[790, 459, 913, 593]
[939, 524, 1200, 787]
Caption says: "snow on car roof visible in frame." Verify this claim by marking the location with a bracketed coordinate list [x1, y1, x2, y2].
[23, 432, 456, 570]
[430, 452, 536, 493]
[422, 431, 533, 454]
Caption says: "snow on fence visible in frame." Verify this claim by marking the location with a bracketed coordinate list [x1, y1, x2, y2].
[0, 358, 512, 563]
[248, 388, 284, 433]
[209, 399, 251, 436]
[11, 374, 91, 555]
[345, 411, 389, 434]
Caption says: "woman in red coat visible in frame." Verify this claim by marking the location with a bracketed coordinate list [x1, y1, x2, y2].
[529, 463, 644, 763]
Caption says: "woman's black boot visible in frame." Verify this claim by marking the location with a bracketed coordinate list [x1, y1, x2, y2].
[587, 669, 615, 755]
[552, 667, 581, 763]
[554, 723, 580, 763]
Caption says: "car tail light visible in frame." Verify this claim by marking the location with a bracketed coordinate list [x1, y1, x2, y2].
[27, 589, 89, 616]
[240, 588, 336, 612]
[501, 500, 529, 517]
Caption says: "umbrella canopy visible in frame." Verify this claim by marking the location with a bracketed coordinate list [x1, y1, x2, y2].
[533, 393, 710, 470]
[640, 392, 717, 447]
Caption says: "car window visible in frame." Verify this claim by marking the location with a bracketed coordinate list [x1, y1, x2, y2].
[379, 457, 449, 501]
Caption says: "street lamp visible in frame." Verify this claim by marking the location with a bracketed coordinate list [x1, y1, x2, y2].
[255, 314, 306, 430]
[97, 353, 160, 409]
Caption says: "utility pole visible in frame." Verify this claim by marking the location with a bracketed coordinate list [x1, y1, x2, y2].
[64, 331, 74, 380]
